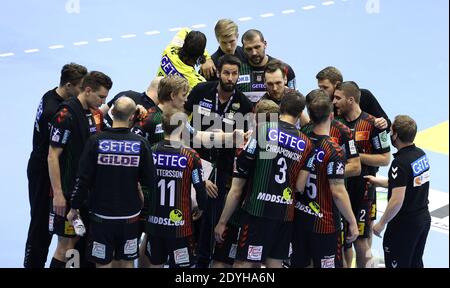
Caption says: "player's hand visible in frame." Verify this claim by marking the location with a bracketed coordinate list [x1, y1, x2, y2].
[374, 117, 388, 130]
[135, 105, 148, 121]
[372, 221, 385, 238]
[200, 58, 216, 80]
[205, 180, 219, 198]
[66, 208, 79, 223]
[53, 194, 67, 217]
[214, 222, 227, 243]
[346, 221, 359, 243]
[192, 207, 203, 221]
[364, 175, 380, 187]
[243, 130, 253, 142]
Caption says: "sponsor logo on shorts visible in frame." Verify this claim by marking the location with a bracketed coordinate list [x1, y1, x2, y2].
[174, 247, 190, 265]
[321, 256, 335, 268]
[247, 245, 263, 261]
[229, 244, 237, 259]
[49, 214, 54, 232]
[124, 238, 138, 255]
[358, 223, 365, 236]
[92, 241, 106, 259]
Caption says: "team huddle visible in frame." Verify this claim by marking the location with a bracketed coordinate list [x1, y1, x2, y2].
[24, 19, 431, 269]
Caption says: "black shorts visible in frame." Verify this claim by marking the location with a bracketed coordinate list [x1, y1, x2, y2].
[235, 211, 292, 263]
[383, 219, 430, 268]
[145, 234, 196, 267]
[212, 223, 240, 265]
[291, 219, 342, 268]
[48, 201, 77, 238]
[86, 215, 140, 265]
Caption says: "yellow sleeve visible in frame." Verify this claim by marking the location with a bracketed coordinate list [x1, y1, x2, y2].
[170, 28, 192, 48]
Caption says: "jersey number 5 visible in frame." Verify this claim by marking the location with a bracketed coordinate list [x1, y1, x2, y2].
[306, 174, 317, 199]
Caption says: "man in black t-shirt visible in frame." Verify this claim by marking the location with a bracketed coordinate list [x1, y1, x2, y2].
[25, 63, 87, 268]
[100, 76, 162, 127]
[48, 71, 112, 268]
[365, 115, 431, 268]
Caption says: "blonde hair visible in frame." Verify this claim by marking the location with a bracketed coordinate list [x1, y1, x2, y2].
[157, 75, 189, 103]
[214, 19, 238, 40]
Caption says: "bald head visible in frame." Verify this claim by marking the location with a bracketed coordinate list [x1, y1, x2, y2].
[112, 96, 137, 122]
[147, 76, 163, 94]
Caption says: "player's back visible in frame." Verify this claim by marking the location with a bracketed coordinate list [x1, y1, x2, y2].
[239, 120, 313, 221]
[147, 139, 203, 238]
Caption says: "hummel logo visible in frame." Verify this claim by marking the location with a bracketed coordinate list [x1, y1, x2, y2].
[391, 166, 398, 179]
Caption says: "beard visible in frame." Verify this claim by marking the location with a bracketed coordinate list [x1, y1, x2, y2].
[250, 55, 263, 66]
[220, 78, 236, 92]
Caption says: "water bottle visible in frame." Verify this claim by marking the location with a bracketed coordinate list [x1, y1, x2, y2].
[72, 215, 86, 236]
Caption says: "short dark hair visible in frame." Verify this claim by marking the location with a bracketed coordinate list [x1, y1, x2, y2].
[335, 81, 361, 104]
[280, 90, 305, 118]
[59, 63, 87, 86]
[80, 71, 113, 91]
[179, 30, 207, 62]
[316, 66, 343, 85]
[217, 54, 241, 72]
[162, 108, 186, 136]
[241, 29, 265, 44]
[264, 59, 287, 78]
[306, 89, 333, 124]
[392, 115, 417, 143]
